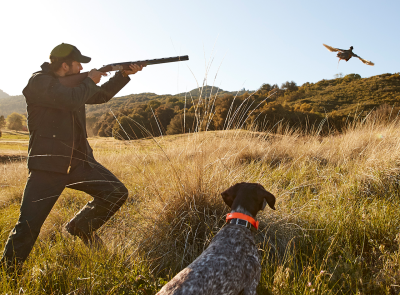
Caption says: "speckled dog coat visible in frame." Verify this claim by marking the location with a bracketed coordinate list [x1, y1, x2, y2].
[157, 182, 276, 295]
[156, 224, 260, 295]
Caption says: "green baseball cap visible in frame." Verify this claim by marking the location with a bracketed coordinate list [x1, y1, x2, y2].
[50, 43, 91, 63]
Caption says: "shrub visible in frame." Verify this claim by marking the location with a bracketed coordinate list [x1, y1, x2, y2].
[6, 112, 25, 131]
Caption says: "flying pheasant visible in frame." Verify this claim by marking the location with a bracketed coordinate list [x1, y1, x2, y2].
[323, 44, 374, 66]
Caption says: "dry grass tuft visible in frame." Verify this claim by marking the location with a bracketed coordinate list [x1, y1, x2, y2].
[0, 161, 27, 208]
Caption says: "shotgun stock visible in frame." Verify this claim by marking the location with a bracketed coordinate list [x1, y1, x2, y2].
[59, 55, 189, 87]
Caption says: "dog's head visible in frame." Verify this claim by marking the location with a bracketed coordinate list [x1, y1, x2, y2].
[221, 182, 276, 216]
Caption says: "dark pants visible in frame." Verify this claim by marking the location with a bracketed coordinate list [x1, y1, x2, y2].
[1, 161, 128, 267]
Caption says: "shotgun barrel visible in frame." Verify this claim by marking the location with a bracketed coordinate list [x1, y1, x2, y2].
[59, 55, 189, 87]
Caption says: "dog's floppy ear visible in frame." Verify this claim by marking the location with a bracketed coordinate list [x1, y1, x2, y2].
[262, 199, 267, 210]
[257, 184, 276, 210]
[221, 183, 240, 208]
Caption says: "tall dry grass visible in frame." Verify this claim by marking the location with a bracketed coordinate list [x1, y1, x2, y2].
[2, 114, 400, 293]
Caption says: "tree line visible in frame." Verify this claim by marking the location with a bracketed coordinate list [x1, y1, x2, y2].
[89, 73, 400, 140]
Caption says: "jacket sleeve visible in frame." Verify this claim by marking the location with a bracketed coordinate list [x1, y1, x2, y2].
[85, 71, 131, 105]
[27, 74, 101, 111]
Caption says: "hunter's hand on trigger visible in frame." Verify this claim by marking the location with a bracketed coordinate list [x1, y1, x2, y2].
[88, 69, 107, 84]
[123, 64, 145, 76]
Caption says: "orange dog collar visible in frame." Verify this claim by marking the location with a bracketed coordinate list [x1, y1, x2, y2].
[226, 212, 259, 230]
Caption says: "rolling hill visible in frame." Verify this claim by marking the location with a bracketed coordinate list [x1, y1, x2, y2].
[0, 95, 26, 117]
[0, 89, 10, 99]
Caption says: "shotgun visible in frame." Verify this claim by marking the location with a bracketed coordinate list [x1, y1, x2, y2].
[59, 55, 189, 87]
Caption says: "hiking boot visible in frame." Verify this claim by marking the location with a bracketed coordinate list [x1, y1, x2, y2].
[64, 221, 106, 250]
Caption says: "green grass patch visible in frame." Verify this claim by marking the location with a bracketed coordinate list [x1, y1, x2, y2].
[0, 142, 28, 152]
[0, 131, 29, 140]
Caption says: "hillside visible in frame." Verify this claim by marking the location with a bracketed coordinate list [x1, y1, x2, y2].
[242, 73, 400, 132]
[85, 85, 241, 116]
[0, 89, 10, 99]
[0, 95, 26, 117]
[90, 73, 400, 139]
[177, 85, 237, 97]
[272, 73, 400, 117]
[94, 74, 400, 121]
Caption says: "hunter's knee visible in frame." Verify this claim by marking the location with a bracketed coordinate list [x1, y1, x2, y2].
[114, 184, 128, 207]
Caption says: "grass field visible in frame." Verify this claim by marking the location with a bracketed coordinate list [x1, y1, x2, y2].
[1, 118, 400, 294]
[0, 131, 29, 162]
[0, 131, 30, 140]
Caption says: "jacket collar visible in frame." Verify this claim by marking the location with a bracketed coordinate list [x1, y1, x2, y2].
[40, 62, 53, 74]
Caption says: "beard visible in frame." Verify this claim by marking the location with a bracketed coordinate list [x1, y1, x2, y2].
[65, 67, 80, 76]
[65, 69, 73, 76]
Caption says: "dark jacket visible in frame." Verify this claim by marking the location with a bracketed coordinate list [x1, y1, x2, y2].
[22, 62, 130, 174]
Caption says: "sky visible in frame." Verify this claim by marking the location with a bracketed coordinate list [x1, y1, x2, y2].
[0, 0, 399, 97]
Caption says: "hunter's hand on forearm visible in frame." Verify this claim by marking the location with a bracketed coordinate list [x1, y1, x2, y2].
[88, 69, 107, 84]
[122, 64, 145, 77]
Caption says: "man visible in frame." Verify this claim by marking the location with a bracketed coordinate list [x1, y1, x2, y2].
[1, 43, 144, 271]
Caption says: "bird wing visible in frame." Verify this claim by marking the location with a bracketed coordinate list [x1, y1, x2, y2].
[352, 53, 374, 66]
[323, 44, 344, 52]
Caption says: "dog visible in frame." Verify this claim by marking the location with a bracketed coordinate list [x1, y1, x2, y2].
[156, 182, 276, 295]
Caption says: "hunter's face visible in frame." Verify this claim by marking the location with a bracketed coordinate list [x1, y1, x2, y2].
[65, 61, 83, 76]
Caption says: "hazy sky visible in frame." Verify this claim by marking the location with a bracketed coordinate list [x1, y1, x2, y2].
[1, 0, 399, 97]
